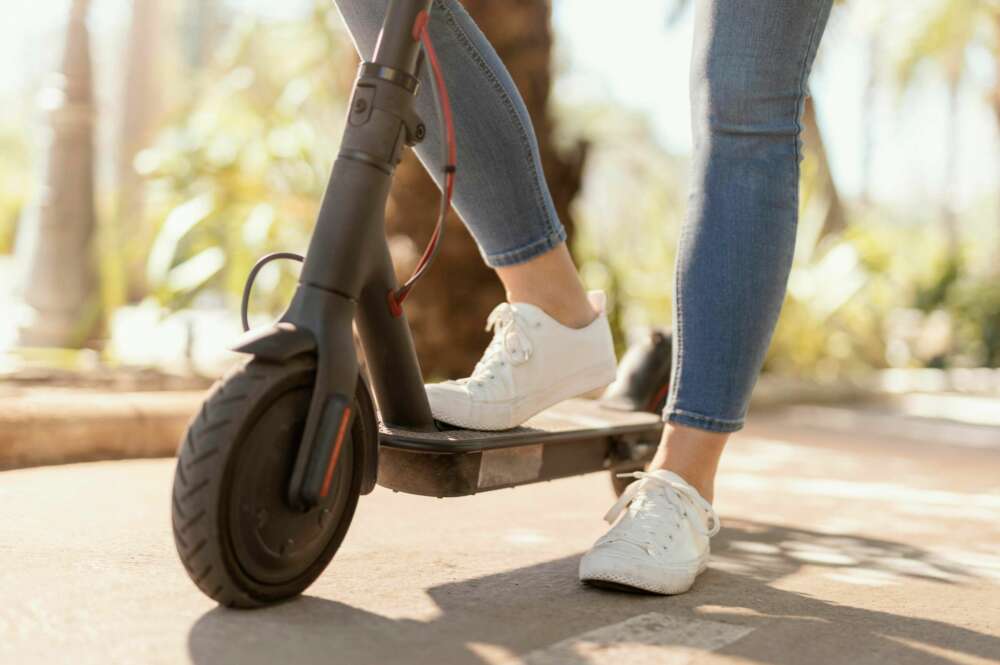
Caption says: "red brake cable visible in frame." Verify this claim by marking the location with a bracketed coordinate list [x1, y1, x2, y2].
[388, 9, 457, 317]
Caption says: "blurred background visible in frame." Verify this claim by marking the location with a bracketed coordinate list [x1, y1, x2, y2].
[1, 0, 998, 397]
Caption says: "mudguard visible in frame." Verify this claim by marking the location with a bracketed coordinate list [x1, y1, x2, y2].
[230, 322, 317, 361]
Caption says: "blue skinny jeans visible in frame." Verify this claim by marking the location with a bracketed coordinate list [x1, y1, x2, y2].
[334, 0, 834, 433]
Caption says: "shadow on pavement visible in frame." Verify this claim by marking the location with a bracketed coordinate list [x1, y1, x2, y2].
[187, 520, 999, 665]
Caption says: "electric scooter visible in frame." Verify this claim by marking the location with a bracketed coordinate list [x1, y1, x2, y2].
[171, 0, 669, 608]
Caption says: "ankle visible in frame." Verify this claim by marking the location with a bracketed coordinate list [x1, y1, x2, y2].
[495, 243, 597, 329]
[648, 423, 729, 504]
[508, 291, 596, 329]
[653, 465, 715, 503]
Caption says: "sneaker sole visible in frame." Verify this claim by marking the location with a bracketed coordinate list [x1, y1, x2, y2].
[579, 556, 708, 596]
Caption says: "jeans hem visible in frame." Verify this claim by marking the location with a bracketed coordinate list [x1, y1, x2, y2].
[663, 408, 744, 434]
[437, 1, 565, 257]
[482, 227, 567, 268]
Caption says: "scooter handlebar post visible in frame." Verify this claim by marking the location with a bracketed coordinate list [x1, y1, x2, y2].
[373, 0, 433, 75]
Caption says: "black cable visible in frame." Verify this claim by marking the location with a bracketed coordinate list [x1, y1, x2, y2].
[240, 251, 303, 332]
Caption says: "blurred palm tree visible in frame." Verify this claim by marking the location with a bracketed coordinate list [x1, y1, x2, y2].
[184, 0, 221, 69]
[116, 0, 166, 304]
[16, 0, 100, 348]
[801, 98, 847, 245]
[797, 3, 848, 253]
[895, 0, 1000, 264]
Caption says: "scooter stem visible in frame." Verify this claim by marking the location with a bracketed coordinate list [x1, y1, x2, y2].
[242, 0, 438, 508]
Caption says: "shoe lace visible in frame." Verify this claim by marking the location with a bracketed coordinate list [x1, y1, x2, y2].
[600, 471, 720, 555]
[463, 303, 534, 388]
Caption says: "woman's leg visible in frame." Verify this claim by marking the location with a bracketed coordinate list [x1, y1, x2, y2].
[332, 0, 594, 327]
[581, 0, 834, 595]
[654, 0, 835, 492]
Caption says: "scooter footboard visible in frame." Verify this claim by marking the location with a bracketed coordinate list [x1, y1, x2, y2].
[377, 398, 662, 497]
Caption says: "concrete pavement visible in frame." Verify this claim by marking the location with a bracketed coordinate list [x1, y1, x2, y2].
[2, 412, 999, 665]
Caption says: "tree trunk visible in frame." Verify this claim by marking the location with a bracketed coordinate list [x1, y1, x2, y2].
[941, 68, 962, 263]
[185, 0, 219, 69]
[802, 96, 846, 244]
[16, 0, 100, 348]
[118, 0, 164, 302]
[860, 32, 879, 207]
[993, 12, 1000, 268]
[385, 0, 585, 379]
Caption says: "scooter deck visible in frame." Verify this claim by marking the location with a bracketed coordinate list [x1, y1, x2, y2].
[377, 398, 662, 497]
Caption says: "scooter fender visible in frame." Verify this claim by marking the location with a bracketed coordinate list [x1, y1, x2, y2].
[230, 321, 317, 361]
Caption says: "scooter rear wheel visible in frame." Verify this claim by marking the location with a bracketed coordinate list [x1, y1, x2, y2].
[171, 355, 364, 608]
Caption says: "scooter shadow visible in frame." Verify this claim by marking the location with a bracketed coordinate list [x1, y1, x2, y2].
[186, 520, 1000, 665]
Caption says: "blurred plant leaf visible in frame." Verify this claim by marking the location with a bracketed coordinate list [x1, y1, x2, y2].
[136, 0, 350, 319]
[146, 193, 216, 286]
[165, 246, 227, 294]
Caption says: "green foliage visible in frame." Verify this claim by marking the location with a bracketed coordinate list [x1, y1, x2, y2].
[949, 274, 1000, 366]
[894, 0, 991, 87]
[0, 124, 29, 254]
[137, 2, 351, 315]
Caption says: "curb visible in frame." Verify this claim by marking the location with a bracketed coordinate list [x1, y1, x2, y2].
[0, 388, 204, 470]
[3, 369, 997, 470]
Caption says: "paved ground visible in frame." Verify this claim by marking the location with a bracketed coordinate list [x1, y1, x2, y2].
[2, 411, 999, 665]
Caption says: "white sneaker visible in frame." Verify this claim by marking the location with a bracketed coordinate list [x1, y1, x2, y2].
[425, 291, 617, 431]
[579, 470, 720, 594]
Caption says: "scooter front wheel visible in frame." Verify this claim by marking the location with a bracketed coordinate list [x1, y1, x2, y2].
[171, 356, 364, 608]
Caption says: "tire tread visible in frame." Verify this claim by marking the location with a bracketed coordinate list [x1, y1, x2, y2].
[171, 358, 308, 608]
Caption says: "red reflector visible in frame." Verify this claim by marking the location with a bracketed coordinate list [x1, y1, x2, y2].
[319, 406, 352, 498]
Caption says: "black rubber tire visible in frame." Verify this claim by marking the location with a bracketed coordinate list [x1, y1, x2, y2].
[171, 355, 362, 608]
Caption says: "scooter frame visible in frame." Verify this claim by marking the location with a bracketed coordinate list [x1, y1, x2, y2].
[233, 0, 439, 508]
